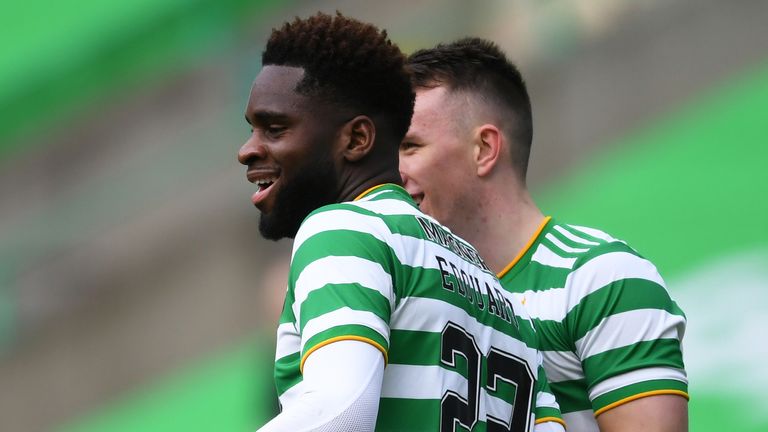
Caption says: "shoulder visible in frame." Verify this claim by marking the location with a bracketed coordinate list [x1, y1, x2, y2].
[303, 193, 420, 226]
[296, 202, 386, 241]
[298, 191, 426, 241]
[545, 222, 661, 278]
[293, 196, 421, 260]
[548, 225, 686, 356]
[290, 203, 396, 280]
[534, 222, 666, 301]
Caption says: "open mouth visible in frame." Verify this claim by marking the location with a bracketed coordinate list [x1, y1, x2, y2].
[255, 177, 276, 193]
[247, 171, 280, 207]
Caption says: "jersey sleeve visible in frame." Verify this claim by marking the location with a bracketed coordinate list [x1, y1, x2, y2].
[533, 352, 567, 430]
[288, 205, 397, 372]
[565, 243, 688, 415]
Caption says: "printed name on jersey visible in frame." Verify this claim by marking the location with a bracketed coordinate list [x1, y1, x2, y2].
[417, 216, 490, 271]
[435, 255, 519, 329]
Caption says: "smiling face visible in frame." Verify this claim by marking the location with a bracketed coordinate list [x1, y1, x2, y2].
[399, 86, 479, 232]
[238, 65, 343, 240]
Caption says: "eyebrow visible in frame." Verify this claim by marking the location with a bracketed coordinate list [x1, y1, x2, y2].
[245, 110, 290, 125]
[402, 132, 422, 142]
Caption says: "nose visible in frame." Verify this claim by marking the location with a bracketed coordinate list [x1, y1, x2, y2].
[399, 170, 421, 197]
[237, 135, 266, 166]
[399, 155, 416, 190]
[400, 170, 410, 187]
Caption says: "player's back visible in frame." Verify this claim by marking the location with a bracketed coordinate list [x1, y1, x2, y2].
[276, 185, 561, 431]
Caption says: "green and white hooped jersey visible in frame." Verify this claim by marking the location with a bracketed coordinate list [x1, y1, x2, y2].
[274, 184, 564, 432]
[498, 217, 688, 431]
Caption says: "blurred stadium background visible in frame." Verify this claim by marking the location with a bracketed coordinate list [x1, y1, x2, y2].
[1, 0, 766, 430]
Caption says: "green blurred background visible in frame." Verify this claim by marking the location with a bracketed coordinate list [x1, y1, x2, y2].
[1, 1, 766, 431]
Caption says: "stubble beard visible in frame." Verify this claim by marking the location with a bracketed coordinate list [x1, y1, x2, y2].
[258, 156, 338, 241]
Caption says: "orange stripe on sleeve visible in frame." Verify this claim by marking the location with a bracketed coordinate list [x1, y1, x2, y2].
[535, 416, 567, 428]
[299, 335, 388, 373]
[594, 389, 690, 417]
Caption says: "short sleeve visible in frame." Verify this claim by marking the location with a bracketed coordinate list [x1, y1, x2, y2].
[564, 244, 688, 414]
[288, 205, 397, 372]
[533, 352, 567, 429]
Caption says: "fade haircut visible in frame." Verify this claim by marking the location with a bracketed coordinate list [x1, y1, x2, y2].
[262, 12, 415, 143]
[407, 37, 533, 179]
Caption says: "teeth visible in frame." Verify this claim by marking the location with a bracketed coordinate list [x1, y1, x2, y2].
[255, 177, 277, 186]
[255, 177, 276, 192]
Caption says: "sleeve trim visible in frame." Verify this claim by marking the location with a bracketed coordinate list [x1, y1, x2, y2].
[300, 335, 388, 373]
[535, 416, 567, 428]
[594, 389, 689, 417]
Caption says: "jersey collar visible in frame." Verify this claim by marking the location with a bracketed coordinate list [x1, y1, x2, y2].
[353, 183, 411, 202]
[497, 216, 553, 280]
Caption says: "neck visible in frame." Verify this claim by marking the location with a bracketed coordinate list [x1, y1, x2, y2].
[454, 178, 544, 275]
[338, 169, 402, 202]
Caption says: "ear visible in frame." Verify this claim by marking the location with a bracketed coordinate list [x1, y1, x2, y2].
[339, 115, 376, 162]
[474, 124, 503, 177]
